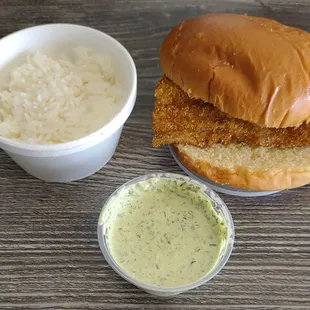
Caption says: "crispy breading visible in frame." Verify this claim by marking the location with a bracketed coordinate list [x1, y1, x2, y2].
[152, 77, 310, 148]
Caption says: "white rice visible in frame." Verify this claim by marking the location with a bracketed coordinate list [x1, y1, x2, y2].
[0, 46, 124, 144]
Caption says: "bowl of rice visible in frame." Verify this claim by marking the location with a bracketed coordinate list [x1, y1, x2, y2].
[0, 24, 137, 182]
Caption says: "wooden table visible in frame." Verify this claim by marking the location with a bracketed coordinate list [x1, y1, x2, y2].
[1, 1, 310, 309]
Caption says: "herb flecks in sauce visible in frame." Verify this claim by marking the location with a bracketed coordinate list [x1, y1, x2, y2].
[102, 178, 227, 287]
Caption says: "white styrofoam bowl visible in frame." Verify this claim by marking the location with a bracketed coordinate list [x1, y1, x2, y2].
[0, 24, 137, 182]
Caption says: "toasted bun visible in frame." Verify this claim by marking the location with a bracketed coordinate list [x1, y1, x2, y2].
[173, 143, 310, 191]
[161, 13, 310, 128]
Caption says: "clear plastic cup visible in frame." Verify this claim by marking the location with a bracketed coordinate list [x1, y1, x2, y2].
[97, 172, 235, 296]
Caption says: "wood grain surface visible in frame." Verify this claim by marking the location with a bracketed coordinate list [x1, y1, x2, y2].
[1, 1, 310, 309]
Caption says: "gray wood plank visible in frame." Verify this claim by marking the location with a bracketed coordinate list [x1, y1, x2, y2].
[1, 0, 310, 309]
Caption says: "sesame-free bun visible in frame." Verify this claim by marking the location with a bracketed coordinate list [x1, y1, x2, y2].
[161, 13, 310, 128]
[173, 143, 310, 191]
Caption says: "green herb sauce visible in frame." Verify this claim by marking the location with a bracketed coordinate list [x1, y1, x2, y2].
[101, 177, 227, 287]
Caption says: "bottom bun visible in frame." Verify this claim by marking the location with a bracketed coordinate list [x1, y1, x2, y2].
[173, 143, 310, 191]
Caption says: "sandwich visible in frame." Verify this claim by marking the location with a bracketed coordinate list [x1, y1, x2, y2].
[152, 13, 310, 191]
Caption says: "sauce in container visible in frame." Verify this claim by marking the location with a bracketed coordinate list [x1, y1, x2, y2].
[98, 173, 234, 296]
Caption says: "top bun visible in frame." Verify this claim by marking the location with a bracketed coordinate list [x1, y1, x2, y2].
[160, 13, 310, 128]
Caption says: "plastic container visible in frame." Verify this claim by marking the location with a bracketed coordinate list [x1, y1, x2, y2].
[169, 146, 281, 197]
[97, 172, 235, 296]
[0, 24, 137, 182]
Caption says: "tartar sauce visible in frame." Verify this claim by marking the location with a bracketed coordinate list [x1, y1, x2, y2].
[101, 177, 227, 287]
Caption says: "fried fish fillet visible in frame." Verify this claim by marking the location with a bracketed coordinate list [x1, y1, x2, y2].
[152, 77, 310, 148]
